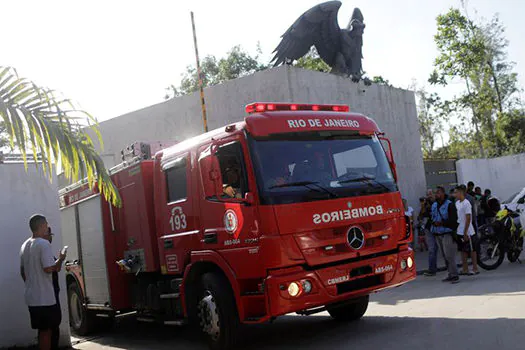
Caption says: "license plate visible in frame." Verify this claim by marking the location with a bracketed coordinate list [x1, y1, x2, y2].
[374, 264, 394, 274]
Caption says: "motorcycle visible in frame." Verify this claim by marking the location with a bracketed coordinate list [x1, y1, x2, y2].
[478, 205, 525, 270]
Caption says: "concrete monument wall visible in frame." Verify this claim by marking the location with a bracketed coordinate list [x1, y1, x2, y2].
[457, 153, 525, 201]
[88, 66, 426, 208]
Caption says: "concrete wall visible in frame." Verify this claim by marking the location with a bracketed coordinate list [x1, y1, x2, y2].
[0, 164, 70, 348]
[457, 153, 525, 201]
[88, 65, 426, 208]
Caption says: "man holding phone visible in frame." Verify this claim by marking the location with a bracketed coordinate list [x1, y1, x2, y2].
[20, 214, 66, 350]
[44, 227, 65, 350]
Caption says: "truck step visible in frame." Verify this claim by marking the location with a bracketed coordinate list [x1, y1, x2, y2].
[136, 316, 156, 323]
[244, 316, 268, 323]
[160, 293, 180, 299]
[170, 278, 183, 292]
[164, 319, 187, 326]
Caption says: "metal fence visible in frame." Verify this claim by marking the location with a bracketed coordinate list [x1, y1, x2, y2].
[423, 159, 458, 192]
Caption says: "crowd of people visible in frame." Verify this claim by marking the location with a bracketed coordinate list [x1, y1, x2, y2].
[409, 181, 501, 283]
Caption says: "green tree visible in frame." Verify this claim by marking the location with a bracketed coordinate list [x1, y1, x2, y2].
[496, 108, 525, 154]
[429, 8, 522, 158]
[165, 46, 268, 99]
[0, 66, 120, 206]
[294, 47, 331, 73]
[416, 90, 448, 158]
[429, 8, 488, 157]
[371, 76, 391, 86]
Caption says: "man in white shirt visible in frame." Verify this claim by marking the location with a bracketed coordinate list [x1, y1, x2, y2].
[20, 214, 66, 350]
[454, 186, 480, 275]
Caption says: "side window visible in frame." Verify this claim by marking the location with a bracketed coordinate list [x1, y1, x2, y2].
[216, 142, 248, 199]
[166, 160, 187, 203]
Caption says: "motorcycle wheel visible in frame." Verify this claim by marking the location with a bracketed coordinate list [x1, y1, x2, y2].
[507, 238, 523, 263]
[478, 235, 505, 270]
[507, 250, 520, 263]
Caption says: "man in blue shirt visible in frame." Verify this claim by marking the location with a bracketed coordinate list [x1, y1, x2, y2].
[430, 187, 459, 283]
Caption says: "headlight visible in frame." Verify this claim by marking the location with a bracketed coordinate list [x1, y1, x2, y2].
[400, 259, 407, 270]
[302, 280, 312, 294]
[288, 282, 302, 297]
[407, 257, 414, 269]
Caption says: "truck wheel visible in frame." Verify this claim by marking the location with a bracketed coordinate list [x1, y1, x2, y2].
[328, 295, 369, 322]
[196, 273, 239, 350]
[67, 283, 94, 335]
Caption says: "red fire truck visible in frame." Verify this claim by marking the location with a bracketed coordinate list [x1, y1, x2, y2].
[59, 102, 415, 349]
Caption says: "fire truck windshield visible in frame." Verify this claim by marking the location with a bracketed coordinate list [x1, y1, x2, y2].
[249, 134, 397, 205]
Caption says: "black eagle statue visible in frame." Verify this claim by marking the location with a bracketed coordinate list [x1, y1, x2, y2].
[271, 1, 365, 82]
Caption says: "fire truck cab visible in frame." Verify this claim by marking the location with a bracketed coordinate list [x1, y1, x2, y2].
[60, 103, 415, 349]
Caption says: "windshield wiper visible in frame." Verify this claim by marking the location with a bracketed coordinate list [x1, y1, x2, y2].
[269, 181, 338, 198]
[338, 176, 391, 193]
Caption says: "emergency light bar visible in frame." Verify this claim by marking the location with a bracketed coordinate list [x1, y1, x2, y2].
[245, 102, 349, 114]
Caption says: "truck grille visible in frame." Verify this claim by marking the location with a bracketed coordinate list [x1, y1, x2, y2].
[336, 275, 381, 295]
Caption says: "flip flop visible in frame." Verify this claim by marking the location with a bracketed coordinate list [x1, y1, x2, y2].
[459, 271, 470, 276]
[473, 271, 480, 275]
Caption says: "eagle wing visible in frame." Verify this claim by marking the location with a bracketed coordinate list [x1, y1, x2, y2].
[271, 1, 342, 66]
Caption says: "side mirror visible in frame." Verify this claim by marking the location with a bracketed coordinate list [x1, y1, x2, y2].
[199, 154, 223, 198]
[244, 192, 255, 205]
[379, 136, 397, 182]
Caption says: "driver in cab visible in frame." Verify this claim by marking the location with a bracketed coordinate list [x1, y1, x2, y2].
[222, 165, 242, 199]
[292, 152, 332, 184]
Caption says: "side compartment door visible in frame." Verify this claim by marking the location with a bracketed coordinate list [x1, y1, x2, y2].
[197, 138, 264, 278]
[77, 195, 111, 305]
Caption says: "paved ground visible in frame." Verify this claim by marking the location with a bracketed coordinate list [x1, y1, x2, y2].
[73, 261, 525, 350]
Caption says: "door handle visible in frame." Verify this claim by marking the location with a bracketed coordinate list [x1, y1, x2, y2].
[201, 232, 218, 244]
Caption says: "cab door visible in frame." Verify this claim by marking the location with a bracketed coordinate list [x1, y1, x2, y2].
[156, 152, 200, 275]
[197, 136, 264, 278]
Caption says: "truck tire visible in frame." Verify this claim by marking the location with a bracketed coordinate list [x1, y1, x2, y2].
[67, 283, 94, 336]
[328, 295, 369, 322]
[196, 272, 239, 350]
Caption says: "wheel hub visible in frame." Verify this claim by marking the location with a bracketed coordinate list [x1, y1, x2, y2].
[198, 291, 220, 341]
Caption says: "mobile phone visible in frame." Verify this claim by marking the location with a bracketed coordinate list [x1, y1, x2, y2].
[61, 246, 68, 255]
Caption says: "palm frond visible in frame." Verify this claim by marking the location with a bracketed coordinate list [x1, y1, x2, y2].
[0, 66, 121, 207]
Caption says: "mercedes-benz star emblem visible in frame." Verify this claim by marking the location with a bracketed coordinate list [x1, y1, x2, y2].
[347, 226, 365, 250]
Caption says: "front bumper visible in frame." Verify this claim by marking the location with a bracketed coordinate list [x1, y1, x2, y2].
[264, 247, 415, 317]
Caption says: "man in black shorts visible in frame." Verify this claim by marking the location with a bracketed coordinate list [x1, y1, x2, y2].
[454, 187, 480, 275]
[20, 215, 66, 350]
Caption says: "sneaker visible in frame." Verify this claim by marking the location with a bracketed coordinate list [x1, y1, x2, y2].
[442, 276, 460, 283]
[423, 271, 436, 277]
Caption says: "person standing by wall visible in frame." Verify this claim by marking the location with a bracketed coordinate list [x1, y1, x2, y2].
[20, 215, 66, 350]
[403, 199, 415, 248]
[461, 184, 478, 234]
[467, 181, 476, 197]
[417, 197, 430, 252]
[455, 186, 480, 275]
[475, 187, 485, 227]
[44, 227, 61, 350]
[430, 187, 459, 283]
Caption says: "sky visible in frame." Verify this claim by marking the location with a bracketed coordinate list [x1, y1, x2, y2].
[2, 0, 525, 123]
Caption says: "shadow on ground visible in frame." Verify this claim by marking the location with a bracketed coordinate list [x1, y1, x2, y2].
[72, 263, 525, 349]
[75, 314, 525, 350]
